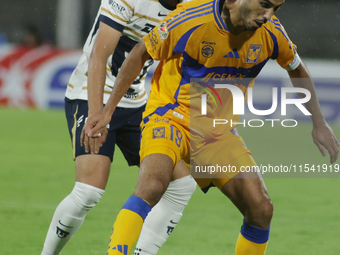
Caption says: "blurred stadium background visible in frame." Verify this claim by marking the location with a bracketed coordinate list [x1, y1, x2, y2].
[0, 0, 339, 254]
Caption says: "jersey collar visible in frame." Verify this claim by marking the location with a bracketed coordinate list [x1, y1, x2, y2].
[214, 0, 228, 31]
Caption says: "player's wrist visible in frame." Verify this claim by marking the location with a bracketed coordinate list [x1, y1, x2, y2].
[102, 106, 114, 121]
[88, 106, 105, 117]
[311, 114, 327, 129]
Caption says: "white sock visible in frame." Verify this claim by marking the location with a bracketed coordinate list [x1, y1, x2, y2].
[41, 182, 104, 255]
[134, 175, 196, 255]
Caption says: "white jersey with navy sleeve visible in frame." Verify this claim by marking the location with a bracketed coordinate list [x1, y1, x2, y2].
[65, 0, 183, 108]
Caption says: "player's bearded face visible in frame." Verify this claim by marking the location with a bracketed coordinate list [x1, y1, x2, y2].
[239, 0, 283, 31]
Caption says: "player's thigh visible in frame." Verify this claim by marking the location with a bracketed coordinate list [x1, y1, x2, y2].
[172, 160, 190, 181]
[192, 128, 251, 191]
[140, 116, 190, 167]
[75, 154, 111, 189]
[139, 118, 190, 180]
[65, 98, 116, 189]
[137, 117, 190, 205]
[114, 106, 145, 167]
[74, 131, 117, 189]
[65, 98, 117, 159]
[115, 129, 141, 166]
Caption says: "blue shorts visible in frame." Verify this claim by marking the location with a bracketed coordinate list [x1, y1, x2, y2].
[65, 98, 145, 165]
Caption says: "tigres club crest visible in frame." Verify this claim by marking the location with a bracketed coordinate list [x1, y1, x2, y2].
[245, 44, 262, 64]
[158, 22, 168, 39]
[153, 127, 165, 139]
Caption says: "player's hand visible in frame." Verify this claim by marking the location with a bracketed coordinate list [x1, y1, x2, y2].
[80, 110, 111, 154]
[81, 126, 108, 154]
[312, 122, 339, 164]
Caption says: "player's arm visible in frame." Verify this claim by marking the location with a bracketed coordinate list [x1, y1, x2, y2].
[82, 21, 121, 154]
[288, 62, 339, 163]
[87, 21, 121, 115]
[82, 40, 151, 139]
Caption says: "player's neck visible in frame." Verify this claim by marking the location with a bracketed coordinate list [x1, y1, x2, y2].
[162, 0, 180, 9]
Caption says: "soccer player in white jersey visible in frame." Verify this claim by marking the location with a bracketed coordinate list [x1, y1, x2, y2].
[40, 0, 196, 254]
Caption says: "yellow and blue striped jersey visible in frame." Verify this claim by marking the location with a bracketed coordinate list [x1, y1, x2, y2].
[143, 0, 298, 133]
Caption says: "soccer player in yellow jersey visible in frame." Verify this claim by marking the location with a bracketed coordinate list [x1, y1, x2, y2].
[83, 0, 340, 254]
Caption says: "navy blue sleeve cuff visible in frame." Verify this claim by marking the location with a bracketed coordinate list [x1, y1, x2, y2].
[99, 14, 125, 33]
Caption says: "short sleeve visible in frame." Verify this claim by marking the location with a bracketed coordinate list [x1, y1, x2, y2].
[99, 0, 135, 32]
[143, 5, 186, 61]
[272, 19, 301, 70]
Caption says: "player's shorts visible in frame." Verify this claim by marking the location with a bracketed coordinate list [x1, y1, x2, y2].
[140, 115, 191, 166]
[191, 127, 257, 192]
[140, 114, 257, 192]
[65, 98, 145, 165]
[194, 153, 258, 193]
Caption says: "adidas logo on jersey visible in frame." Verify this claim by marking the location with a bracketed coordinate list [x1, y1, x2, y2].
[110, 244, 128, 255]
[223, 48, 240, 59]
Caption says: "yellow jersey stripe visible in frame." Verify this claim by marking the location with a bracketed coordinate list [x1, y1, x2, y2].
[167, 3, 213, 31]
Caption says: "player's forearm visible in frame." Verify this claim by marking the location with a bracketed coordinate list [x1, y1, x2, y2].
[87, 50, 108, 116]
[103, 59, 143, 116]
[87, 22, 121, 116]
[288, 62, 326, 127]
[103, 41, 151, 116]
